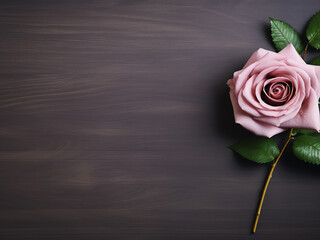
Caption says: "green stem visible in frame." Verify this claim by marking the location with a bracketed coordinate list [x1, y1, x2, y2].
[252, 128, 294, 233]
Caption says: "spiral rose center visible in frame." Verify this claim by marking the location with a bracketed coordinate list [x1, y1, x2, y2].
[261, 79, 295, 106]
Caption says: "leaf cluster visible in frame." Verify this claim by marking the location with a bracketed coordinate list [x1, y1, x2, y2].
[270, 11, 320, 65]
[230, 130, 320, 164]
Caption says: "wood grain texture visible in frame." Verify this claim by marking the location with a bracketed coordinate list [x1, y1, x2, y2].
[1, 0, 320, 239]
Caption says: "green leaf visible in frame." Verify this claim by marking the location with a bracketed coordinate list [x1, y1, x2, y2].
[306, 11, 320, 49]
[270, 17, 304, 53]
[293, 135, 320, 164]
[230, 136, 280, 163]
[292, 128, 318, 136]
[310, 56, 320, 65]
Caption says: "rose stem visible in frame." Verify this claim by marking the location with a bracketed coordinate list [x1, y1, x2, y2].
[302, 43, 309, 60]
[252, 128, 294, 234]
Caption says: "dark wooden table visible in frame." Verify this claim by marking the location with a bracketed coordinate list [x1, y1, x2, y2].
[1, 0, 320, 239]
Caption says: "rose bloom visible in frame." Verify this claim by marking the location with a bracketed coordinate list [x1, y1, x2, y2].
[227, 44, 320, 138]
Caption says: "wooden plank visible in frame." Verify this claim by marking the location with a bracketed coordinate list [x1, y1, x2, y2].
[0, 0, 320, 239]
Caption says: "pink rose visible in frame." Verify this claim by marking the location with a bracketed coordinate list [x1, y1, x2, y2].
[227, 44, 320, 138]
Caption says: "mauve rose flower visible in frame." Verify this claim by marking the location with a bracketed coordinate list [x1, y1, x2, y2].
[227, 44, 320, 138]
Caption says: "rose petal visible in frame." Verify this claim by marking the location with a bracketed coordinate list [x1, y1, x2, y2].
[229, 82, 286, 137]
[279, 44, 306, 65]
[280, 89, 320, 131]
[311, 66, 320, 97]
[242, 48, 270, 68]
